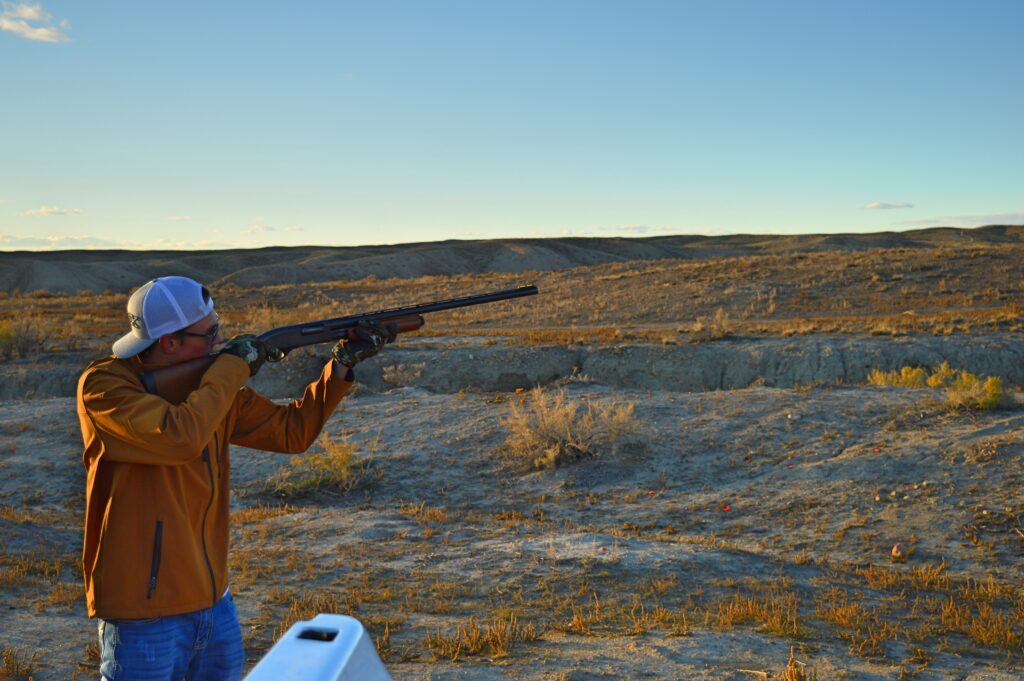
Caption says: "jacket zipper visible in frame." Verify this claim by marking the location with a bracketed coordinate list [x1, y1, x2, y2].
[146, 520, 163, 599]
[201, 442, 218, 607]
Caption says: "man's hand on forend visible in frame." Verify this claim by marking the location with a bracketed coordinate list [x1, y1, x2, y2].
[331, 321, 397, 368]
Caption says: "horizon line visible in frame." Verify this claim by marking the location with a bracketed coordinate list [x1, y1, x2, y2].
[3, 223, 1022, 254]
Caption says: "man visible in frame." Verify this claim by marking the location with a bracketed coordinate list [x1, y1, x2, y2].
[76, 276, 394, 681]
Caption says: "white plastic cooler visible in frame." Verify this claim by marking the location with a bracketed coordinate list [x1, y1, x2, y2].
[244, 613, 391, 681]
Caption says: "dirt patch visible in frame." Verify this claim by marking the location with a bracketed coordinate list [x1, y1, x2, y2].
[3, 372, 1024, 678]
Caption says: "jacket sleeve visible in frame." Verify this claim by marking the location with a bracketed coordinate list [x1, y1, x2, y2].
[80, 354, 251, 465]
[229, 360, 354, 453]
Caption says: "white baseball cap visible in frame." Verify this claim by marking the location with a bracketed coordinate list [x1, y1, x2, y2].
[112, 276, 215, 358]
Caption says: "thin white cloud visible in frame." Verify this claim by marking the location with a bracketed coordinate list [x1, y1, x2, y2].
[561, 224, 682, 238]
[0, 234, 124, 250]
[21, 204, 81, 216]
[166, 215, 193, 222]
[865, 201, 914, 210]
[243, 221, 275, 235]
[0, 2, 70, 43]
[146, 238, 240, 250]
[0, 234, 241, 251]
[613, 224, 665, 235]
[284, 225, 304, 233]
[898, 211, 1024, 228]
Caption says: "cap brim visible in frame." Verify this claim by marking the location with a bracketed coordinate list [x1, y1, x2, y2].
[112, 332, 157, 359]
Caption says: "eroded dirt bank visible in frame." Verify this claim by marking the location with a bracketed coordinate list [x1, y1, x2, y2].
[3, 334, 1022, 400]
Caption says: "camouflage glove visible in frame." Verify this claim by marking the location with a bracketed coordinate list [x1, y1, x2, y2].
[332, 321, 397, 368]
[221, 334, 270, 377]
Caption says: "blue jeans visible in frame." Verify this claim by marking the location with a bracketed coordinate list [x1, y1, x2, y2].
[98, 591, 244, 681]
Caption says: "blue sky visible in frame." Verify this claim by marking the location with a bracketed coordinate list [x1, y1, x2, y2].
[1, 1, 1022, 251]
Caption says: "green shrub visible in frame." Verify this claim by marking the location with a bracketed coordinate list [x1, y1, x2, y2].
[944, 372, 1007, 411]
[867, 361, 1009, 411]
[926, 360, 957, 388]
[867, 366, 926, 387]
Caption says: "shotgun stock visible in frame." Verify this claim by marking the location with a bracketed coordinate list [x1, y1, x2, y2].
[141, 284, 538, 404]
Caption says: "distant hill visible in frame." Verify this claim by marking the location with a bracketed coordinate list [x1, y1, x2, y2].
[1, 225, 1021, 294]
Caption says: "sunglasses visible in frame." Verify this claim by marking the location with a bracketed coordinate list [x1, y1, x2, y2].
[176, 318, 221, 344]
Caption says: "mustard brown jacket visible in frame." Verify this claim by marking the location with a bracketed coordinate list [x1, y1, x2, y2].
[77, 353, 352, 619]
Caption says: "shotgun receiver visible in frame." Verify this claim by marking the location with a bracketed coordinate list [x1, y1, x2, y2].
[141, 284, 539, 404]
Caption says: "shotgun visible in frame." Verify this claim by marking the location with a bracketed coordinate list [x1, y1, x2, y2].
[140, 284, 539, 404]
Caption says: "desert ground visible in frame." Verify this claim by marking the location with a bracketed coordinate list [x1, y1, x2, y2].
[2, 226, 1024, 680]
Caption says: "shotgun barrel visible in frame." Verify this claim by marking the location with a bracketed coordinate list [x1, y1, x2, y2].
[260, 284, 538, 353]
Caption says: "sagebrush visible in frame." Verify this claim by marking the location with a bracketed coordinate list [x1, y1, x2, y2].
[867, 361, 1010, 410]
[501, 387, 639, 469]
[268, 433, 372, 497]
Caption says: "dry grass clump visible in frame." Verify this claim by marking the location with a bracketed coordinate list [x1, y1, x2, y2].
[501, 387, 639, 469]
[867, 361, 1010, 411]
[229, 546, 297, 592]
[267, 433, 373, 497]
[709, 589, 801, 638]
[867, 366, 927, 388]
[230, 502, 297, 524]
[0, 646, 37, 680]
[938, 596, 1024, 651]
[399, 501, 449, 523]
[815, 587, 898, 657]
[71, 642, 100, 681]
[0, 552, 64, 587]
[691, 307, 733, 341]
[783, 646, 819, 681]
[425, 613, 538, 662]
[270, 590, 347, 641]
[816, 560, 1024, 661]
[0, 317, 47, 360]
[33, 580, 84, 612]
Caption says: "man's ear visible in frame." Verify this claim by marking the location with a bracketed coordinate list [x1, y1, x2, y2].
[155, 334, 181, 355]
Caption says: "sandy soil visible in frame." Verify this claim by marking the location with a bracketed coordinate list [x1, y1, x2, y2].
[3, 359, 1024, 679]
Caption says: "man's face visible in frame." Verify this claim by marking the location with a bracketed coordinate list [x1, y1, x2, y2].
[169, 311, 224, 362]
